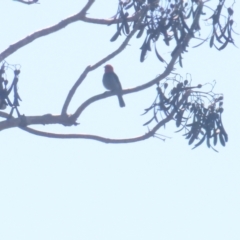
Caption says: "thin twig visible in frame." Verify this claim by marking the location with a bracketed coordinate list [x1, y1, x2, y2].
[0, 0, 94, 62]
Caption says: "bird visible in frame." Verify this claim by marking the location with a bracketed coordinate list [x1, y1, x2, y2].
[102, 64, 125, 108]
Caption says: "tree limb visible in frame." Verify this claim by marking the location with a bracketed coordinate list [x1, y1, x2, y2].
[18, 90, 191, 143]
[0, 0, 140, 62]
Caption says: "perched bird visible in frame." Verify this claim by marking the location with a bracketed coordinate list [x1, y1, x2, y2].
[102, 64, 125, 107]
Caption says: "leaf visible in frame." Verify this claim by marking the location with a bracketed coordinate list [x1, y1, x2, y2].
[175, 126, 185, 133]
[219, 133, 225, 146]
[176, 109, 184, 127]
[218, 38, 229, 50]
[136, 25, 145, 38]
[192, 134, 206, 149]
[179, 55, 183, 68]
[213, 131, 218, 146]
[141, 105, 154, 115]
[206, 135, 211, 148]
[188, 134, 196, 145]
[146, 37, 151, 51]
[110, 29, 121, 42]
[154, 44, 164, 62]
[122, 12, 130, 35]
[210, 34, 214, 48]
[140, 38, 148, 62]
[153, 111, 158, 123]
[192, 38, 208, 48]
[123, 21, 130, 34]
[216, 116, 228, 142]
[140, 46, 147, 62]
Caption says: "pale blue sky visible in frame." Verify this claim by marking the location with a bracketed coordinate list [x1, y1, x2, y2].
[0, 1, 240, 240]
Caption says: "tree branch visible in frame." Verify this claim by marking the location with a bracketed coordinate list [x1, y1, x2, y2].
[61, 26, 137, 115]
[68, 1, 203, 121]
[19, 90, 191, 143]
[0, 0, 95, 62]
[61, 6, 149, 115]
[0, 0, 205, 147]
[0, 113, 75, 132]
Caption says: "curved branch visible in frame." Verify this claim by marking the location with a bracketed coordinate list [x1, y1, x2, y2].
[20, 121, 168, 143]
[82, 8, 143, 25]
[0, 89, 190, 145]
[20, 90, 191, 143]
[0, 0, 141, 62]
[0, 0, 95, 62]
[68, 1, 203, 121]
[61, 27, 137, 115]
[61, 66, 91, 115]
[61, 6, 149, 115]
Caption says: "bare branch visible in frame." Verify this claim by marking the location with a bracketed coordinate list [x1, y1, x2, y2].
[81, 9, 143, 25]
[0, 87, 190, 145]
[0, 0, 95, 62]
[61, 27, 137, 115]
[61, 66, 91, 115]
[19, 90, 191, 143]
[0, 0, 230, 151]
[0, 113, 74, 132]
[0, 0, 142, 62]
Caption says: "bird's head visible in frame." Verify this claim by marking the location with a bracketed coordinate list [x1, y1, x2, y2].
[104, 64, 114, 73]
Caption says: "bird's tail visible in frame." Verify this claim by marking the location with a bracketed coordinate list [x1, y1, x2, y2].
[117, 94, 125, 108]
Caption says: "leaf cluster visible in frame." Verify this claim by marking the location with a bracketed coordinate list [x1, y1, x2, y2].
[143, 75, 228, 151]
[0, 63, 22, 117]
[110, 0, 236, 63]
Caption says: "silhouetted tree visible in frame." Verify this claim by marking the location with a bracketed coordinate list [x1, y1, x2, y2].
[0, 0, 236, 151]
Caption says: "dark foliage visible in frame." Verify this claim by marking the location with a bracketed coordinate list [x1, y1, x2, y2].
[7, 0, 234, 147]
[0, 63, 22, 117]
[142, 74, 228, 151]
[110, 0, 236, 64]
[108, 0, 233, 150]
